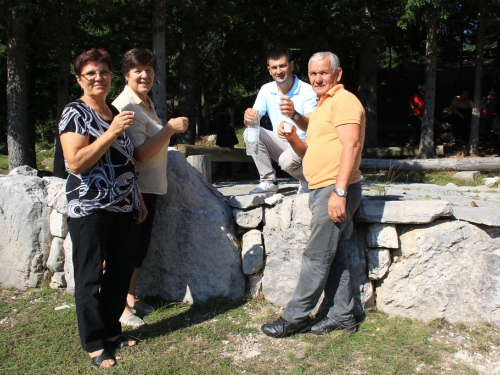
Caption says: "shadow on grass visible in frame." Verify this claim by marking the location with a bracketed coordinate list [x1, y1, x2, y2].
[124, 297, 248, 342]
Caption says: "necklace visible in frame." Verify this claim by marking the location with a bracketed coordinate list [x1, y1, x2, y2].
[81, 96, 111, 118]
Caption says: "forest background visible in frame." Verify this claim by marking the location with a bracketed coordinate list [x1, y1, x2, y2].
[1, 0, 500, 177]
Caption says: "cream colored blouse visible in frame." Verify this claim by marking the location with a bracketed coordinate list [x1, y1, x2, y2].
[112, 85, 169, 195]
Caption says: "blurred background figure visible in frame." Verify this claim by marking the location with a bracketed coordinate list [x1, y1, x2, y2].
[480, 89, 497, 138]
[408, 83, 425, 146]
[446, 88, 473, 143]
[216, 101, 239, 179]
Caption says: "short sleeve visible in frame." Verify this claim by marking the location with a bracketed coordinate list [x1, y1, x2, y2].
[302, 86, 318, 115]
[58, 103, 90, 136]
[125, 118, 148, 148]
[332, 93, 364, 127]
[253, 87, 268, 116]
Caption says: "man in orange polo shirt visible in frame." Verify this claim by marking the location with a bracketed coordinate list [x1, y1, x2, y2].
[261, 52, 365, 338]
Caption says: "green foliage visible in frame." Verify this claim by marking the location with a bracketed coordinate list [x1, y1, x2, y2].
[1, 0, 499, 159]
[0, 155, 8, 174]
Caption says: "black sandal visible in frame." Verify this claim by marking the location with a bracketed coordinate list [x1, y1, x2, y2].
[108, 335, 137, 349]
[91, 348, 116, 367]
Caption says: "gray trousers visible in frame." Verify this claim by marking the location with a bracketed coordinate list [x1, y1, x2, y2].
[282, 182, 362, 323]
[244, 127, 305, 183]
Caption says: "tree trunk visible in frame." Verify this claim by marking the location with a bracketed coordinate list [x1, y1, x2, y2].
[6, 5, 35, 171]
[187, 155, 212, 183]
[419, 16, 437, 159]
[204, 90, 211, 135]
[358, 22, 378, 148]
[177, 34, 197, 144]
[220, 30, 229, 102]
[152, 0, 167, 125]
[496, 37, 500, 69]
[53, 5, 72, 178]
[196, 88, 203, 135]
[467, 4, 485, 157]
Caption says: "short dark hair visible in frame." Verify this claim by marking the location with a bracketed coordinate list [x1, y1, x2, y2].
[74, 48, 112, 75]
[267, 48, 291, 65]
[122, 48, 158, 77]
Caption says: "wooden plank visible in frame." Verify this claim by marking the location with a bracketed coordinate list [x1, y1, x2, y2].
[176, 144, 445, 162]
[176, 144, 253, 162]
[360, 157, 500, 171]
[175, 145, 500, 172]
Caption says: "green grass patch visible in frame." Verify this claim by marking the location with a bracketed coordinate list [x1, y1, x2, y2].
[363, 169, 492, 187]
[2, 287, 491, 374]
[35, 143, 55, 174]
[235, 126, 246, 149]
[0, 154, 8, 175]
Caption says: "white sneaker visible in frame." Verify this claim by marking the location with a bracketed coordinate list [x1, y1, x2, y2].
[297, 180, 310, 194]
[249, 181, 279, 194]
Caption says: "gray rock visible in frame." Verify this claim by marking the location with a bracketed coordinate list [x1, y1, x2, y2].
[356, 199, 453, 223]
[0, 175, 51, 289]
[376, 220, 500, 326]
[47, 237, 65, 272]
[366, 248, 391, 280]
[8, 165, 38, 176]
[241, 229, 264, 275]
[50, 210, 68, 237]
[233, 207, 263, 229]
[366, 224, 399, 249]
[43, 177, 67, 214]
[228, 193, 273, 209]
[137, 150, 246, 303]
[49, 272, 66, 289]
[261, 195, 372, 317]
[264, 194, 284, 206]
[453, 171, 480, 181]
[484, 177, 500, 187]
[452, 206, 500, 226]
[248, 272, 263, 298]
[63, 234, 74, 295]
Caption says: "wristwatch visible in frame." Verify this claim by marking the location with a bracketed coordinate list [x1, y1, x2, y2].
[293, 110, 300, 121]
[333, 187, 347, 197]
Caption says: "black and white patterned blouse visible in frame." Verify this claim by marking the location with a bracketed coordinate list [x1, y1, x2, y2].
[58, 99, 139, 218]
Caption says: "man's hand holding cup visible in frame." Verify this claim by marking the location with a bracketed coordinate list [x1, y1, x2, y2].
[278, 96, 295, 119]
[278, 121, 297, 140]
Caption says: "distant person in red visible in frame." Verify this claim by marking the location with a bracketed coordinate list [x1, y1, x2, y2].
[480, 89, 497, 137]
[408, 83, 425, 146]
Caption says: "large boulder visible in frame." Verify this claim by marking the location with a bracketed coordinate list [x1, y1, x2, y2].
[136, 150, 246, 303]
[376, 220, 500, 326]
[0, 175, 51, 289]
[261, 194, 374, 316]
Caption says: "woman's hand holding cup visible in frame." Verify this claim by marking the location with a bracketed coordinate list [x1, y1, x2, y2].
[109, 111, 135, 138]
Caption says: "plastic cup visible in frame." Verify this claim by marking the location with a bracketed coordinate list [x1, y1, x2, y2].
[283, 122, 293, 134]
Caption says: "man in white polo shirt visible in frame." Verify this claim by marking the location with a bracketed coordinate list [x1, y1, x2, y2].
[243, 48, 317, 194]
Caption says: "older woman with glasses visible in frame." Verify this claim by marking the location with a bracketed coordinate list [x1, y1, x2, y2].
[59, 48, 147, 368]
[112, 48, 188, 327]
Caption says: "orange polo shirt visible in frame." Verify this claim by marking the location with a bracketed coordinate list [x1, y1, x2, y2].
[303, 84, 365, 189]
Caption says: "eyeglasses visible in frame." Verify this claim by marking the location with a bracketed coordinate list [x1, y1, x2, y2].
[79, 70, 112, 80]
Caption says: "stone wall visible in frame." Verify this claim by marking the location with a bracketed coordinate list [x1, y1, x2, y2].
[226, 176, 500, 326]
[1, 158, 500, 327]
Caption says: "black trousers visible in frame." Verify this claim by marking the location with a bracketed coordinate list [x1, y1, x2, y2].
[68, 210, 135, 352]
[133, 193, 158, 268]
